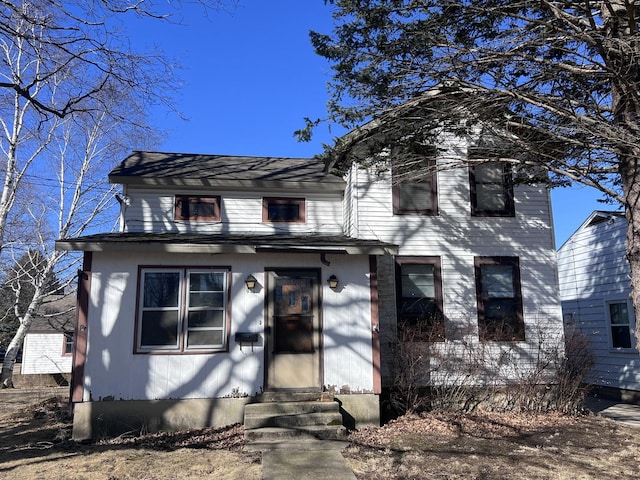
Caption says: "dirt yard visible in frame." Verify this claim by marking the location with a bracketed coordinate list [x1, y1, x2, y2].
[1, 388, 640, 479]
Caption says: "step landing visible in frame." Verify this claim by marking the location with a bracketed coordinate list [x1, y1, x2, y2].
[244, 397, 347, 444]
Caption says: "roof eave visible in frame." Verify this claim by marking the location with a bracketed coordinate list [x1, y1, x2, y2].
[55, 240, 397, 256]
[108, 176, 346, 193]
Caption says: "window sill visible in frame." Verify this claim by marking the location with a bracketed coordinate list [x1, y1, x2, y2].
[608, 347, 639, 354]
[135, 348, 228, 355]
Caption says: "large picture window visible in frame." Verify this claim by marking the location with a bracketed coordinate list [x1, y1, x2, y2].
[607, 300, 635, 350]
[396, 257, 444, 341]
[469, 154, 514, 217]
[136, 267, 229, 353]
[475, 257, 524, 341]
[392, 154, 438, 215]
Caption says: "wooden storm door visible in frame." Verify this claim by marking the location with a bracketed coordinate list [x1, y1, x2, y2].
[266, 269, 321, 390]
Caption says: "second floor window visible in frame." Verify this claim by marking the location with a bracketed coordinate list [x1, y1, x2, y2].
[175, 195, 221, 221]
[263, 197, 306, 222]
[469, 153, 514, 217]
[392, 153, 438, 215]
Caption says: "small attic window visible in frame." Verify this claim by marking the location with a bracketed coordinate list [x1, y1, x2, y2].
[175, 196, 221, 222]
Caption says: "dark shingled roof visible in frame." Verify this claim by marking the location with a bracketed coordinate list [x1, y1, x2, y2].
[56, 232, 398, 255]
[108, 152, 345, 190]
[29, 295, 75, 332]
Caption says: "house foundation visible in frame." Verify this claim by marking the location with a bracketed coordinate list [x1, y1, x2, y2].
[71, 393, 380, 440]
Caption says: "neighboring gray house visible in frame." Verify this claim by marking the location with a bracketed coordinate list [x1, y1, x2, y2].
[21, 295, 75, 377]
[56, 135, 563, 438]
[557, 210, 639, 400]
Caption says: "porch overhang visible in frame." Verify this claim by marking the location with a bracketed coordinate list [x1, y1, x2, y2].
[55, 233, 398, 256]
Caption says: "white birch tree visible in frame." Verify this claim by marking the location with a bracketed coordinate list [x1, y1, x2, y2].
[0, 0, 229, 386]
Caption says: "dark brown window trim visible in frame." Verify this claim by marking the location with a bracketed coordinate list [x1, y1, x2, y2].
[262, 197, 306, 223]
[468, 155, 515, 217]
[474, 256, 524, 342]
[174, 195, 221, 222]
[62, 332, 73, 356]
[392, 159, 439, 216]
[133, 265, 232, 355]
[395, 256, 445, 342]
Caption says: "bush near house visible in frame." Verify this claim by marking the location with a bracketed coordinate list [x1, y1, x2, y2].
[386, 319, 593, 417]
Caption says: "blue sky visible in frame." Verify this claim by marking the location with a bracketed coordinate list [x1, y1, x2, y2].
[125, 0, 615, 247]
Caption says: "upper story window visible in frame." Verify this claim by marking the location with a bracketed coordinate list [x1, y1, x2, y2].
[396, 256, 444, 341]
[474, 256, 524, 341]
[606, 300, 636, 350]
[136, 267, 229, 353]
[263, 197, 306, 223]
[392, 150, 438, 215]
[469, 150, 514, 216]
[175, 195, 221, 221]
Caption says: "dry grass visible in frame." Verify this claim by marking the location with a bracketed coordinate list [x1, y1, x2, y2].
[2, 388, 640, 479]
[0, 390, 261, 480]
[344, 410, 640, 479]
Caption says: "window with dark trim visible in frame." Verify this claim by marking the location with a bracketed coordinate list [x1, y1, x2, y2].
[174, 195, 221, 221]
[607, 300, 635, 350]
[63, 332, 73, 355]
[396, 257, 444, 341]
[392, 152, 438, 215]
[469, 153, 514, 216]
[475, 257, 524, 341]
[135, 267, 229, 353]
[262, 197, 306, 222]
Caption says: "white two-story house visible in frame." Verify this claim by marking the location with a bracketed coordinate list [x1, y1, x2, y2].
[56, 137, 563, 439]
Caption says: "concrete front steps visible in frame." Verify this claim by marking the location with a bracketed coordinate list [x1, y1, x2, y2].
[244, 392, 347, 444]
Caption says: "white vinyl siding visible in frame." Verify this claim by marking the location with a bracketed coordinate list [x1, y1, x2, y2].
[80, 251, 373, 402]
[558, 212, 640, 392]
[21, 333, 72, 374]
[349, 157, 562, 382]
[121, 189, 343, 235]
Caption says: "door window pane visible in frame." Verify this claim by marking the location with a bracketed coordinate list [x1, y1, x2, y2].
[272, 274, 315, 353]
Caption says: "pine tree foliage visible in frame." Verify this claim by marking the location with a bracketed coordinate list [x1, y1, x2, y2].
[308, 1, 640, 349]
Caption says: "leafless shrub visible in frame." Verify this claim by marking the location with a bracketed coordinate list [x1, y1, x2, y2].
[547, 328, 594, 413]
[386, 317, 593, 417]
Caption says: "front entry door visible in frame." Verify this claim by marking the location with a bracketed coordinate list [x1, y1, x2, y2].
[266, 269, 321, 390]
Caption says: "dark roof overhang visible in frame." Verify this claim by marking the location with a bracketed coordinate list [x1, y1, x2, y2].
[55, 233, 398, 256]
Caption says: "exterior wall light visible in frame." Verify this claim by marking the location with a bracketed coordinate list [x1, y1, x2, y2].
[245, 275, 257, 291]
[327, 275, 339, 289]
